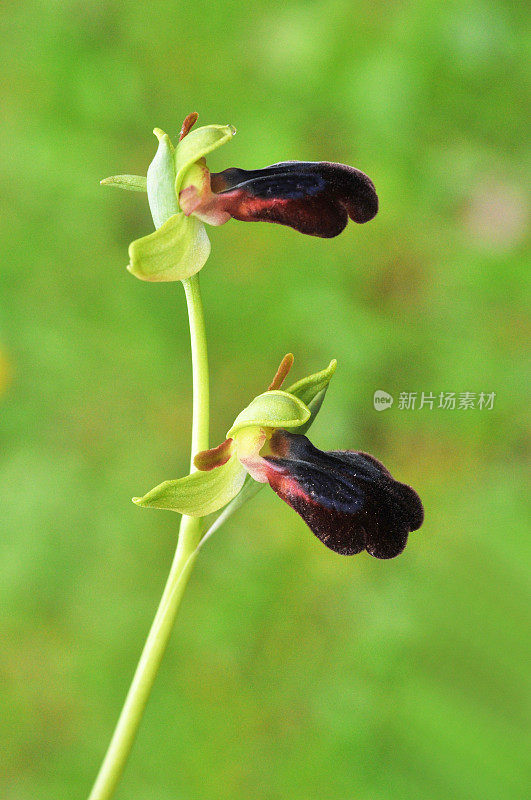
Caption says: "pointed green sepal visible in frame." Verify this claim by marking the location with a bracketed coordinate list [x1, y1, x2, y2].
[128, 213, 210, 282]
[286, 359, 337, 405]
[133, 452, 246, 517]
[175, 124, 235, 195]
[286, 359, 337, 434]
[227, 390, 310, 438]
[147, 128, 179, 229]
[100, 175, 147, 192]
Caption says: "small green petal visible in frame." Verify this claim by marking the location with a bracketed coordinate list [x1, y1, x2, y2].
[147, 128, 179, 229]
[133, 452, 246, 516]
[128, 213, 210, 282]
[286, 359, 337, 434]
[175, 124, 235, 195]
[100, 175, 147, 192]
[227, 390, 310, 438]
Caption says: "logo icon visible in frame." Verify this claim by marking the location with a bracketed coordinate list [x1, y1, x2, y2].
[373, 390, 393, 411]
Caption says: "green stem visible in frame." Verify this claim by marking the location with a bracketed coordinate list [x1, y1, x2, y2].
[182, 274, 210, 466]
[87, 274, 209, 800]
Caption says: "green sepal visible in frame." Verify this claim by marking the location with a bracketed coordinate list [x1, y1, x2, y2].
[133, 453, 246, 517]
[227, 390, 310, 438]
[147, 129, 179, 229]
[100, 175, 147, 192]
[128, 213, 210, 282]
[175, 124, 235, 195]
[287, 359, 337, 435]
[286, 359, 337, 405]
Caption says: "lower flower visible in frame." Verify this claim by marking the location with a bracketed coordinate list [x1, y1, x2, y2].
[133, 356, 423, 559]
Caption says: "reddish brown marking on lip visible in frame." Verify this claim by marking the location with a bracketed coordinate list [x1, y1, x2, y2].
[179, 112, 199, 141]
[214, 191, 349, 238]
[268, 353, 295, 391]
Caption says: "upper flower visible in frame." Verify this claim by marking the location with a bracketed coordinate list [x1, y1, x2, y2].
[101, 114, 378, 281]
[133, 355, 423, 559]
[181, 160, 378, 238]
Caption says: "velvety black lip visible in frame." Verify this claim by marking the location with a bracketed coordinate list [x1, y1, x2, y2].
[263, 431, 423, 558]
[209, 161, 378, 238]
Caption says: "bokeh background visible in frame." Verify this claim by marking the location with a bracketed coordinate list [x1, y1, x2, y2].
[1, 1, 529, 798]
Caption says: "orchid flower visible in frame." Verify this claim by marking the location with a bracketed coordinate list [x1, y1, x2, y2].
[134, 355, 423, 559]
[101, 113, 378, 282]
[92, 114, 420, 800]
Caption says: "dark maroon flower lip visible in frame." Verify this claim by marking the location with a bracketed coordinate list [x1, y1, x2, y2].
[208, 161, 378, 238]
[262, 430, 423, 558]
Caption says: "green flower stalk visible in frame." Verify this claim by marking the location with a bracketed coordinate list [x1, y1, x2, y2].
[91, 114, 422, 800]
[90, 116, 234, 800]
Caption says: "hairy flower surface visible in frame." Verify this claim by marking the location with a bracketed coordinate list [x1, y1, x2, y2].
[263, 430, 423, 558]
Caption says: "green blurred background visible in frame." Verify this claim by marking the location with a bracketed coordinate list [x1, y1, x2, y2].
[1, 1, 529, 798]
